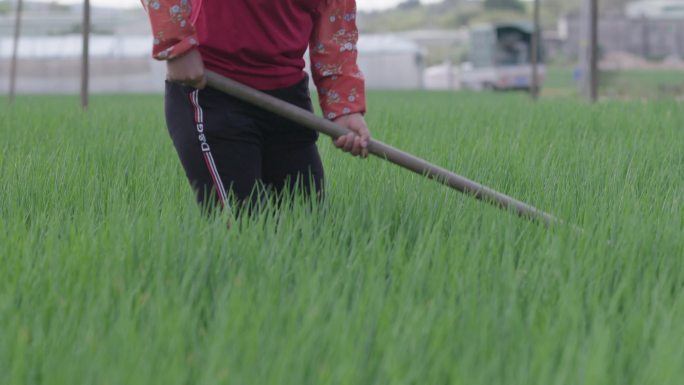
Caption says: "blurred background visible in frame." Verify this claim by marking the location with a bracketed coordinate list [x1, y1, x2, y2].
[0, 0, 683, 100]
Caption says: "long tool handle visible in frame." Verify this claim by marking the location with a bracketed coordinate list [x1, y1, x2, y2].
[205, 70, 561, 227]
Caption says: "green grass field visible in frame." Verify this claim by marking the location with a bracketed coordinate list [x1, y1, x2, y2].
[1, 91, 683, 385]
[544, 66, 684, 98]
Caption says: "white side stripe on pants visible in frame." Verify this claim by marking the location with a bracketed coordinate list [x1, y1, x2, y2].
[188, 89, 229, 208]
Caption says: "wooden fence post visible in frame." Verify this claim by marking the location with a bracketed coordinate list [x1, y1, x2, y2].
[8, 0, 23, 104]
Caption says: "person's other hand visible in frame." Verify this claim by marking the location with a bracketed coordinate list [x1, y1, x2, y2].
[166, 49, 207, 89]
[333, 113, 370, 158]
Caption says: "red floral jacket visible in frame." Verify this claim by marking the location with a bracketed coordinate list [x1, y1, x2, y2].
[141, 0, 366, 120]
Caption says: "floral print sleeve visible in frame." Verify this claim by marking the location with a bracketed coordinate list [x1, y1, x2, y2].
[141, 0, 198, 60]
[310, 0, 366, 120]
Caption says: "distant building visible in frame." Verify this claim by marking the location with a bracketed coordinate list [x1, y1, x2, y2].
[626, 0, 684, 19]
[559, 13, 684, 60]
[355, 34, 425, 89]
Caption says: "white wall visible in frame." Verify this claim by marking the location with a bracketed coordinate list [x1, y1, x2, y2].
[358, 52, 423, 89]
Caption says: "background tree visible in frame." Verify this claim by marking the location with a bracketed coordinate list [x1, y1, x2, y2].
[483, 0, 524, 12]
[398, 0, 421, 10]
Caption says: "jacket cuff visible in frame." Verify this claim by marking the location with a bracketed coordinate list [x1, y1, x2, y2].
[152, 33, 199, 60]
[317, 76, 366, 120]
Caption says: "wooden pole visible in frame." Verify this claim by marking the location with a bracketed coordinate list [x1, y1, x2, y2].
[589, 0, 598, 102]
[205, 70, 563, 227]
[8, 0, 23, 104]
[530, 0, 540, 100]
[80, 0, 91, 109]
[640, 14, 650, 59]
[580, 0, 598, 102]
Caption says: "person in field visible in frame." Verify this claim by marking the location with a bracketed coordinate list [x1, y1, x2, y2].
[142, 0, 370, 212]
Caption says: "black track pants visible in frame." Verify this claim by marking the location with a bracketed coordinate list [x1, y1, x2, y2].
[164, 77, 325, 212]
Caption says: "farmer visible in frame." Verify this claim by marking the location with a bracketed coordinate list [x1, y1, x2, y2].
[142, 0, 370, 211]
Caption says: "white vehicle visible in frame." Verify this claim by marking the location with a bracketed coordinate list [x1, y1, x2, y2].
[460, 23, 545, 91]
